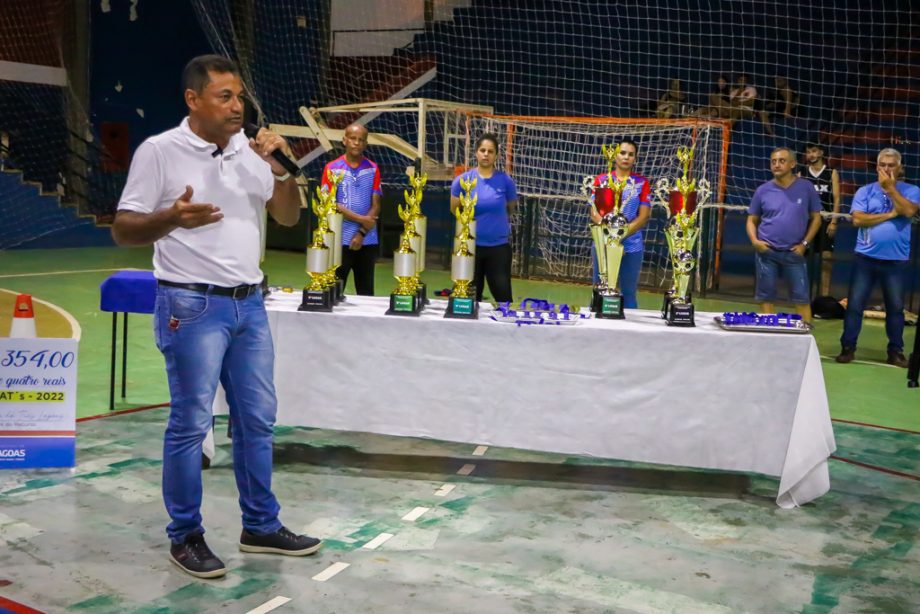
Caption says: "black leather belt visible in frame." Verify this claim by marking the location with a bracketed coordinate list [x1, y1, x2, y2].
[159, 279, 261, 300]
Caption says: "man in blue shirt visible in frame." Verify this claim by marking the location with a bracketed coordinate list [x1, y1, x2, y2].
[323, 124, 382, 295]
[836, 148, 920, 367]
[747, 147, 823, 322]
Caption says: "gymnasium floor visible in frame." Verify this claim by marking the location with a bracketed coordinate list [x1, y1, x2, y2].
[0, 247, 917, 613]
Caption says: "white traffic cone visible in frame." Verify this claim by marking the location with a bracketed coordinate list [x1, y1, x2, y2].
[9, 293, 37, 338]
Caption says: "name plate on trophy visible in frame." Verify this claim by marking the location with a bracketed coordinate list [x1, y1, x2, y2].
[388, 293, 418, 314]
[301, 289, 333, 311]
[599, 294, 623, 317]
[449, 296, 475, 315]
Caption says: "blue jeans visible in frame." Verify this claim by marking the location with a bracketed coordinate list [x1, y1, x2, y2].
[592, 244, 643, 309]
[840, 254, 908, 351]
[154, 285, 282, 543]
[755, 248, 810, 304]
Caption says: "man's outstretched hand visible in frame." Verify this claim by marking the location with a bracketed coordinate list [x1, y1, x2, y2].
[171, 185, 223, 229]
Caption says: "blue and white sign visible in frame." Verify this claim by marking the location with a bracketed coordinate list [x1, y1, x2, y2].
[0, 337, 78, 468]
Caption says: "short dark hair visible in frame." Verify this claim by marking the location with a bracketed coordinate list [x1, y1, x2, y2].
[770, 146, 796, 159]
[182, 54, 240, 94]
[475, 133, 499, 151]
[805, 142, 826, 154]
[617, 137, 640, 155]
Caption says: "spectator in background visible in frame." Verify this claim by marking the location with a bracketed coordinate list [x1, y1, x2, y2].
[758, 76, 800, 136]
[836, 148, 920, 367]
[746, 147, 823, 322]
[656, 79, 686, 118]
[694, 74, 731, 119]
[798, 142, 841, 297]
[729, 74, 757, 120]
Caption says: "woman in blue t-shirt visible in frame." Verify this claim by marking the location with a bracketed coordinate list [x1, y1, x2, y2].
[450, 133, 518, 302]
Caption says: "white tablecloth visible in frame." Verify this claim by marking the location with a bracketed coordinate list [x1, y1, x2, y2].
[257, 293, 835, 507]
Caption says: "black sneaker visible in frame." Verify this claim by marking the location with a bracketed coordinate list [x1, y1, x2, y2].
[239, 526, 322, 556]
[887, 350, 908, 368]
[835, 347, 856, 364]
[169, 533, 227, 579]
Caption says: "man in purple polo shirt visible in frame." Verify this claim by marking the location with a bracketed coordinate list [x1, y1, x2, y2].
[836, 148, 920, 367]
[746, 146, 823, 322]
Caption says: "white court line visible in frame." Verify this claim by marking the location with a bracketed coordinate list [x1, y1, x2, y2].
[819, 354, 900, 368]
[457, 464, 476, 476]
[246, 595, 291, 614]
[401, 506, 430, 522]
[362, 532, 394, 550]
[0, 267, 146, 279]
[312, 562, 350, 582]
[434, 484, 456, 497]
[472, 445, 488, 456]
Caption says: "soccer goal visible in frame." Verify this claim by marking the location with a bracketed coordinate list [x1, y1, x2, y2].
[459, 115, 731, 291]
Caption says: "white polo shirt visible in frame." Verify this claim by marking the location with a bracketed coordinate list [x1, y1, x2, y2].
[118, 117, 274, 286]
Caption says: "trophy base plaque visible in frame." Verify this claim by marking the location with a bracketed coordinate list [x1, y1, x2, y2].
[666, 301, 695, 327]
[298, 288, 333, 312]
[591, 287, 603, 314]
[444, 296, 478, 319]
[661, 290, 675, 319]
[596, 293, 625, 319]
[334, 278, 345, 303]
[386, 293, 422, 316]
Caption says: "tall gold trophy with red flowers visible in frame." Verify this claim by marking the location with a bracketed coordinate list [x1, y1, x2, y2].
[589, 143, 634, 319]
[654, 146, 710, 326]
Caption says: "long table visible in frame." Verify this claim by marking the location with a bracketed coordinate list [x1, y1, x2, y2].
[257, 292, 835, 508]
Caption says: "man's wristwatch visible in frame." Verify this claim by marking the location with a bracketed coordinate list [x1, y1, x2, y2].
[801, 239, 809, 247]
[358, 228, 367, 237]
[273, 171, 291, 182]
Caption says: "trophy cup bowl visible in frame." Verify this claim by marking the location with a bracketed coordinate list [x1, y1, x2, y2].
[594, 186, 615, 217]
[668, 190, 697, 218]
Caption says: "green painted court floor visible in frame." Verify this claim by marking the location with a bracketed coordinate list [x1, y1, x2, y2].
[0, 246, 918, 612]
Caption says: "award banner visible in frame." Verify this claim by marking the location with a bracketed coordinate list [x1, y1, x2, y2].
[0, 337, 78, 468]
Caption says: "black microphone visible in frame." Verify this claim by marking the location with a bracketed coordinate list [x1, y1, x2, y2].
[211, 145, 223, 158]
[243, 122, 301, 177]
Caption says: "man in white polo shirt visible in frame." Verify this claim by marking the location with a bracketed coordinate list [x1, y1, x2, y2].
[112, 55, 321, 579]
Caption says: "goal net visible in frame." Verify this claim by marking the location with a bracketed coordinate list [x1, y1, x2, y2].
[189, 0, 918, 294]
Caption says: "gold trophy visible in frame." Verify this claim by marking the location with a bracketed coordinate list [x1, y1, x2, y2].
[405, 169, 429, 307]
[452, 178, 476, 293]
[299, 171, 343, 311]
[654, 146, 710, 326]
[589, 143, 634, 319]
[445, 176, 478, 318]
[326, 185, 345, 303]
[385, 199, 423, 315]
